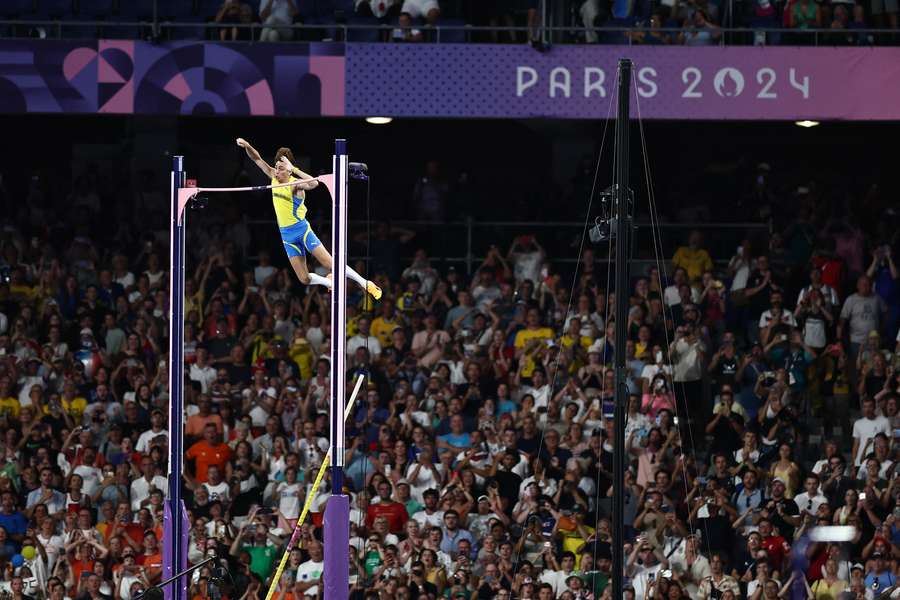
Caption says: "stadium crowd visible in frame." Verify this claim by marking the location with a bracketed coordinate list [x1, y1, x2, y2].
[0, 168, 898, 600]
[3, 0, 897, 45]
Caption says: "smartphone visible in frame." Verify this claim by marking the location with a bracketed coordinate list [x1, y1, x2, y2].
[859, 493, 867, 501]
[673, 416, 680, 426]
[655, 351, 664, 364]
[780, 334, 788, 342]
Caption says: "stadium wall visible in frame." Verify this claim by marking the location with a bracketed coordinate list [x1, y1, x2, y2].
[1, 41, 898, 120]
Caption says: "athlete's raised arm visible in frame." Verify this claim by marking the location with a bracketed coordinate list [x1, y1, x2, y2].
[236, 138, 275, 178]
[276, 155, 318, 185]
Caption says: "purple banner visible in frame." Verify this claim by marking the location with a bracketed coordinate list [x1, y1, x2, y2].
[0, 40, 344, 116]
[345, 44, 900, 120]
[1, 41, 900, 120]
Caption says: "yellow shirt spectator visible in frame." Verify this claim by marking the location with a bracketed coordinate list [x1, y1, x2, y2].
[61, 395, 88, 420]
[514, 326, 554, 378]
[371, 315, 404, 347]
[0, 396, 20, 418]
[560, 332, 592, 373]
[289, 339, 314, 380]
[672, 242, 713, 285]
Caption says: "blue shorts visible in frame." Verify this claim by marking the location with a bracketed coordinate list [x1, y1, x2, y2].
[280, 220, 322, 258]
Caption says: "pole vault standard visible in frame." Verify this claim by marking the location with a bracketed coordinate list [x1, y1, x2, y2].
[324, 140, 351, 600]
[166, 141, 351, 600]
[164, 156, 189, 600]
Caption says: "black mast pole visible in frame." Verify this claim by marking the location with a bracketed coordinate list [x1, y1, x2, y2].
[612, 57, 633, 600]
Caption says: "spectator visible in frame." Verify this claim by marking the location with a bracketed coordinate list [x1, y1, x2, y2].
[679, 9, 722, 45]
[672, 230, 714, 288]
[259, 0, 298, 42]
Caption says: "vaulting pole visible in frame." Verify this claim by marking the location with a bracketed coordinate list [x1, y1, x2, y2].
[324, 140, 350, 600]
[612, 58, 632, 600]
[164, 156, 189, 600]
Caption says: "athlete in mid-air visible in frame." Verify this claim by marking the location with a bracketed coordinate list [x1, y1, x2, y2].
[236, 138, 382, 300]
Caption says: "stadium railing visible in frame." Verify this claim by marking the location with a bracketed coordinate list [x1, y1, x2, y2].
[0, 20, 895, 46]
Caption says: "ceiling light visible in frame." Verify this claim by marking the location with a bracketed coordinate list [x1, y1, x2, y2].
[365, 117, 393, 125]
[795, 120, 820, 128]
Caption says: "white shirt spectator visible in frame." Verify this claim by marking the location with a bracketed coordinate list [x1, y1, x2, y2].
[797, 284, 839, 309]
[189, 362, 216, 393]
[17, 375, 43, 406]
[630, 563, 662, 600]
[539, 568, 576, 597]
[412, 508, 444, 529]
[296, 559, 324, 597]
[72, 464, 103, 496]
[297, 437, 329, 470]
[640, 363, 673, 386]
[136, 428, 168, 454]
[346, 334, 382, 358]
[35, 531, 65, 572]
[852, 415, 890, 466]
[519, 383, 551, 410]
[276, 481, 302, 519]
[664, 285, 700, 307]
[115, 271, 135, 290]
[671, 337, 706, 382]
[130, 475, 168, 511]
[203, 480, 230, 503]
[405, 462, 444, 503]
[758, 308, 797, 329]
[512, 250, 543, 286]
[856, 459, 894, 481]
[794, 490, 829, 516]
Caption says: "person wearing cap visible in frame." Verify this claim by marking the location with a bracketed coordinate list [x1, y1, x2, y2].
[134, 409, 167, 455]
[393, 479, 422, 517]
[864, 551, 896, 592]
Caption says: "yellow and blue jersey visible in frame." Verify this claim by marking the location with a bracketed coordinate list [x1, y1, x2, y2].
[273, 177, 321, 258]
[271, 176, 308, 229]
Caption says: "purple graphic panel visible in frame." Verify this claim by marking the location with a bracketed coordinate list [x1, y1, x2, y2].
[345, 44, 900, 120]
[0, 40, 345, 116]
[2, 41, 900, 119]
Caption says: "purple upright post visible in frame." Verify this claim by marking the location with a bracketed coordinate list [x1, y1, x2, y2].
[324, 140, 350, 600]
[163, 156, 188, 600]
